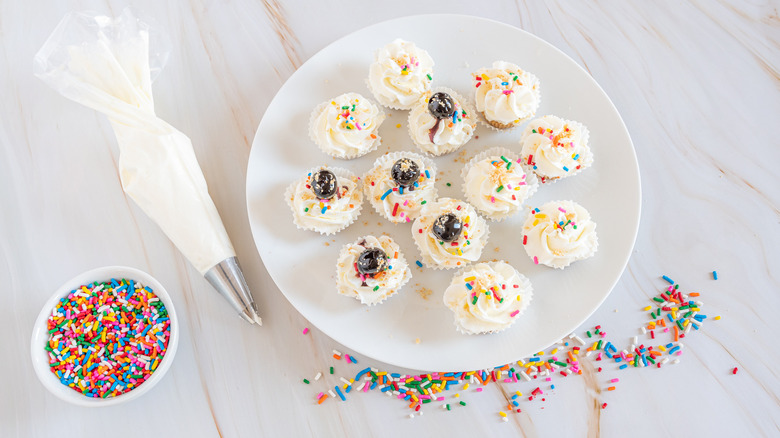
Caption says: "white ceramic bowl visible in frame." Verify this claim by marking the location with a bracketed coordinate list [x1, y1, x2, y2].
[30, 266, 179, 407]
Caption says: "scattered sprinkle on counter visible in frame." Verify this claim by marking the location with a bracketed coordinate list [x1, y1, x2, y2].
[45, 279, 170, 398]
[300, 273, 721, 419]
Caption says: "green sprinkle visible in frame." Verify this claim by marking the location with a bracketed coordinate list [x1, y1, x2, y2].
[446, 404, 451, 411]
[421, 200, 427, 205]
[446, 182, 451, 187]
[496, 185, 504, 193]
[554, 361, 568, 367]
[597, 340, 603, 350]
[472, 296, 478, 305]
[330, 367, 334, 374]
[373, 285, 379, 291]
[647, 356, 656, 364]
[427, 74, 432, 80]
[459, 401, 467, 406]
[506, 162, 512, 170]
[586, 331, 592, 338]
[500, 156, 509, 163]
[466, 240, 470, 245]
[304, 207, 309, 212]
[303, 379, 310, 384]
[532, 129, 537, 133]
[341, 106, 349, 110]
[653, 297, 664, 303]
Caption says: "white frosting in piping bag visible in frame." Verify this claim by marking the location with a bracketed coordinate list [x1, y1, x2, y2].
[34, 10, 234, 274]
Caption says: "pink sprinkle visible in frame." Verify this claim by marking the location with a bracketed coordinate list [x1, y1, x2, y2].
[491, 196, 495, 203]
[504, 378, 513, 383]
[533, 256, 538, 265]
[502, 90, 513, 95]
[363, 383, 369, 392]
[558, 207, 567, 213]
[476, 388, 483, 392]
[545, 377, 552, 382]
[317, 392, 324, 398]
[355, 123, 362, 131]
[436, 396, 445, 401]
[302, 327, 309, 335]
[510, 310, 520, 317]
[610, 378, 619, 383]
[403, 200, 409, 206]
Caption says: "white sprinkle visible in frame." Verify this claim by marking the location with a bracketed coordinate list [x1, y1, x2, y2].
[585, 350, 593, 357]
[520, 372, 531, 381]
[573, 335, 585, 346]
[314, 372, 322, 381]
[640, 327, 646, 334]
[357, 382, 366, 391]
[418, 411, 424, 416]
[503, 417, 509, 422]
[632, 336, 638, 345]
[332, 349, 342, 356]
[328, 390, 336, 397]
[684, 323, 692, 334]
[672, 359, 680, 365]
[660, 357, 669, 365]
[340, 377, 350, 385]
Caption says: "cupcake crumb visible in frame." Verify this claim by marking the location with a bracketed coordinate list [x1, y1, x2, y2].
[494, 246, 501, 252]
[323, 242, 330, 246]
[415, 338, 421, 344]
[417, 287, 432, 300]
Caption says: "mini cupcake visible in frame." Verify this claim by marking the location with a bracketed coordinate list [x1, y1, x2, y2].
[363, 152, 437, 223]
[336, 235, 412, 305]
[461, 147, 539, 221]
[443, 261, 533, 334]
[519, 115, 593, 183]
[309, 92, 385, 159]
[367, 39, 434, 110]
[522, 200, 598, 269]
[411, 198, 489, 269]
[472, 61, 540, 129]
[407, 88, 477, 156]
[285, 166, 363, 235]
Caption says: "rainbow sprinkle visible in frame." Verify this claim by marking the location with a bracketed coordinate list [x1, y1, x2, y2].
[45, 279, 170, 398]
[302, 273, 721, 419]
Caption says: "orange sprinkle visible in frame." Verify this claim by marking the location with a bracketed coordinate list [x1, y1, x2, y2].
[317, 394, 328, 404]
[333, 354, 341, 360]
[370, 134, 377, 139]
[674, 326, 679, 342]
[607, 386, 616, 391]
[689, 292, 700, 297]
[568, 351, 577, 362]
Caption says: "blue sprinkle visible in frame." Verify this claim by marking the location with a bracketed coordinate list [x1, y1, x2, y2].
[668, 346, 681, 354]
[370, 382, 377, 390]
[641, 355, 648, 367]
[381, 386, 393, 392]
[501, 81, 509, 86]
[614, 357, 622, 363]
[619, 364, 628, 370]
[511, 394, 518, 399]
[321, 206, 327, 214]
[345, 385, 352, 394]
[399, 186, 404, 195]
[380, 189, 393, 201]
[403, 394, 411, 401]
[465, 283, 473, 290]
[667, 314, 674, 323]
[335, 386, 346, 401]
[391, 373, 401, 378]
[415, 260, 423, 268]
[563, 166, 569, 172]
[512, 401, 519, 407]
[414, 181, 419, 187]
[573, 154, 580, 160]
[424, 170, 430, 179]
[692, 322, 699, 330]
[551, 385, 555, 389]
[452, 111, 458, 123]
[662, 275, 675, 284]
[712, 271, 718, 280]
[528, 357, 540, 362]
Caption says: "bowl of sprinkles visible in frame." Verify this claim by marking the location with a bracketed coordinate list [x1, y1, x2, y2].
[30, 266, 179, 406]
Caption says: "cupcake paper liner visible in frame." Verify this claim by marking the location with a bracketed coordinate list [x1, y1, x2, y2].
[407, 87, 478, 157]
[335, 235, 412, 306]
[285, 166, 363, 235]
[460, 146, 539, 221]
[363, 151, 438, 224]
[308, 95, 385, 160]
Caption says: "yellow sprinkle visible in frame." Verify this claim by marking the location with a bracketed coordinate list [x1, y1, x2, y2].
[454, 393, 460, 398]
[532, 219, 539, 226]
[396, 123, 401, 128]
[464, 276, 476, 282]
[659, 345, 667, 352]
[551, 348, 558, 354]
[516, 360, 525, 366]
[401, 70, 409, 75]
[376, 372, 387, 376]
[535, 213, 547, 219]
[643, 306, 652, 311]
[331, 101, 336, 105]
[411, 394, 418, 402]
[536, 351, 545, 356]
[672, 311, 677, 319]
[714, 316, 721, 320]
[515, 391, 523, 396]
[499, 411, 507, 418]
[683, 320, 689, 327]
[516, 296, 521, 301]
[463, 383, 470, 390]
[497, 371, 502, 379]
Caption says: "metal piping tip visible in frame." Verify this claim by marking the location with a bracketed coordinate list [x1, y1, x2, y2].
[204, 257, 262, 326]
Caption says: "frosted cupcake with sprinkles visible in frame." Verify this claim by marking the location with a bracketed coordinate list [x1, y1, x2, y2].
[407, 88, 477, 156]
[522, 200, 598, 269]
[363, 152, 437, 224]
[411, 198, 489, 269]
[309, 92, 385, 159]
[443, 261, 533, 334]
[472, 61, 540, 129]
[461, 147, 538, 221]
[336, 235, 412, 305]
[519, 115, 593, 183]
[367, 39, 434, 110]
[285, 166, 363, 235]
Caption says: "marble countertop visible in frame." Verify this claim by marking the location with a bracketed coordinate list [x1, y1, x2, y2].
[1, 1, 778, 436]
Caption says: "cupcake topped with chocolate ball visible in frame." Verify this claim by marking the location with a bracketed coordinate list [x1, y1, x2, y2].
[336, 235, 412, 305]
[408, 88, 477, 156]
[285, 166, 363, 235]
[411, 198, 489, 269]
[363, 152, 437, 224]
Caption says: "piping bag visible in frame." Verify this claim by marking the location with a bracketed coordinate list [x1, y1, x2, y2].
[34, 10, 262, 325]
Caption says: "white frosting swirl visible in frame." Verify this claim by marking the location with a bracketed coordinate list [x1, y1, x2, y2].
[472, 61, 540, 127]
[520, 115, 593, 182]
[408, 91, 476, 156]
[368, 39, 434, 109]
[463, 149, 538, 220]
[443, 261, 532, 334]
[336, 235, 411, 305]
[411, 198, 489, 269]
[286, 167, 362, 234]
[363, 153, 437, 223]
[310, 93, 384, 159]
[522, 200, 598, 269]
